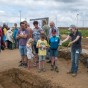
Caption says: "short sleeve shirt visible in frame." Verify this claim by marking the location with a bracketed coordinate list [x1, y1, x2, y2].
[32, 27, 42, 43]
[17, 29, 29, 46]
[69, 31, 82, 49]
[42, 25, 50, 36]
[36, 39, 48, 55]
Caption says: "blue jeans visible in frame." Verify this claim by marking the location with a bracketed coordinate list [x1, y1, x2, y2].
[14, 39, 19, 48]
[71, 48, 81, 73]
[50, 49, 58, 57]
[19, 45, 27, 56]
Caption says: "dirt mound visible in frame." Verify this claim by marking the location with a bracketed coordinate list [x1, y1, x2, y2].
[0, 68, 63, 88]
[59, 49, 88, 67]
[59, 49, 71, 60]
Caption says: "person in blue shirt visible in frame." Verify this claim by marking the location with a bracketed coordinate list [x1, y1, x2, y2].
[47, 21, 60, 63]
[13, 23, 19, 48]
[49, 29, 60, 72]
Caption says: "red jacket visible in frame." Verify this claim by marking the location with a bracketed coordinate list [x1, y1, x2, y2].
[0, 28, 2, 37]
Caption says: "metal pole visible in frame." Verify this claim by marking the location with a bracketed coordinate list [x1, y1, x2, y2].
[19, 10, 21, 22]
[77, 14, 79, 27]
[56, 15, 57, 27]
[83, 14, 84, 27]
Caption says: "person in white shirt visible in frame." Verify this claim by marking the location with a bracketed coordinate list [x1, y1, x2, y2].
[26, 38, 34, 69]
[6, 28, 14, 49]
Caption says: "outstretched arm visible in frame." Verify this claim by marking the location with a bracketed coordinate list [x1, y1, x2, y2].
[62, 35, 71, 43]
[68, 35, 80, 47]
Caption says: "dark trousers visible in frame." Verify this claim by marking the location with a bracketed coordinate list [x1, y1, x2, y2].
[7, 40, 13, 49]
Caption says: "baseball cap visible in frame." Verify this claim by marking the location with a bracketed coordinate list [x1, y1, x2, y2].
[68, 25, 77, 30]
[51, 29, 56, 34]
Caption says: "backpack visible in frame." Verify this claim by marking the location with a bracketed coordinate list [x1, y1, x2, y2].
[49, 36, 60, 50]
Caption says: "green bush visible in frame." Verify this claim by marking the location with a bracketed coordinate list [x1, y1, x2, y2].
[79, 30, 88, 37]
[60, 29, 88, 37]
[62, 41, 70, 47]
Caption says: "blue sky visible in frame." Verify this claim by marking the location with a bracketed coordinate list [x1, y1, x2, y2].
[0, 0, 88, 27]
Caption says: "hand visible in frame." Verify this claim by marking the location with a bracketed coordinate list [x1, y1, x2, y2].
[41, 30, 45, 34]
[36, 45, 42, 48]
[19, 34, 24, 37]
[68, 42, 73, 47]
[27, 44, 31, 47]
[60, 41, 63, 45]
[43, 46, 47, 49]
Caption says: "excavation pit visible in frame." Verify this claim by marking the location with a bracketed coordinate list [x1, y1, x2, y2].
[0, 68, 62, 88]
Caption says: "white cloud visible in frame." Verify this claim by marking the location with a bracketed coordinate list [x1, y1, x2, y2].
[0, 0, 88, 27]
[0, 10, 5, 13]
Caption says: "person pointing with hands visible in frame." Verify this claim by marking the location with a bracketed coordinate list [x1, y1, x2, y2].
[62, 25, 82, 77]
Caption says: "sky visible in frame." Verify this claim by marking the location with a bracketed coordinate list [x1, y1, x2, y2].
[0, 0, 88, 27]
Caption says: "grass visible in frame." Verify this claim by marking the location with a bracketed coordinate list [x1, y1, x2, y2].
[79, 30, 88, 37]
[59, 29, 88, 37]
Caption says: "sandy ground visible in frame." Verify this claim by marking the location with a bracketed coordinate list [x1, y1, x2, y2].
[0, 49, 88, 88]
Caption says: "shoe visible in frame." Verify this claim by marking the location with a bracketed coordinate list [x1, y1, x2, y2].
[72, 73, 77, 77]
[55, 66, 59, 72]
[19, 63, 23, 67]
[67, 71, 73, 74]
[47, 60, 51, 63]
[51, 65, 54, 71]
[24, 63, 27, 68]
[19, 60, 22, 63]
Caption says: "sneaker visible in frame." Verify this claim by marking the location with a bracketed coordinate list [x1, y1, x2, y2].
[24, 63, 27, 68]
[67, 71, 73, 74]
[19, 60, 22, 63]
[72, 73, 77, 77]
[19, 63, 23, 67]
[47, 60, 51, 63]
[51, 65, 54, 71]
[55, 66, 59, 72]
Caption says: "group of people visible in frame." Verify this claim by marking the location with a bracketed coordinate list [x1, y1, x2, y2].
[0, 23, 19, 51]
[0, 20, 82, 77]
[16, 20, 60, 73]
[16, 20, 82, 77]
